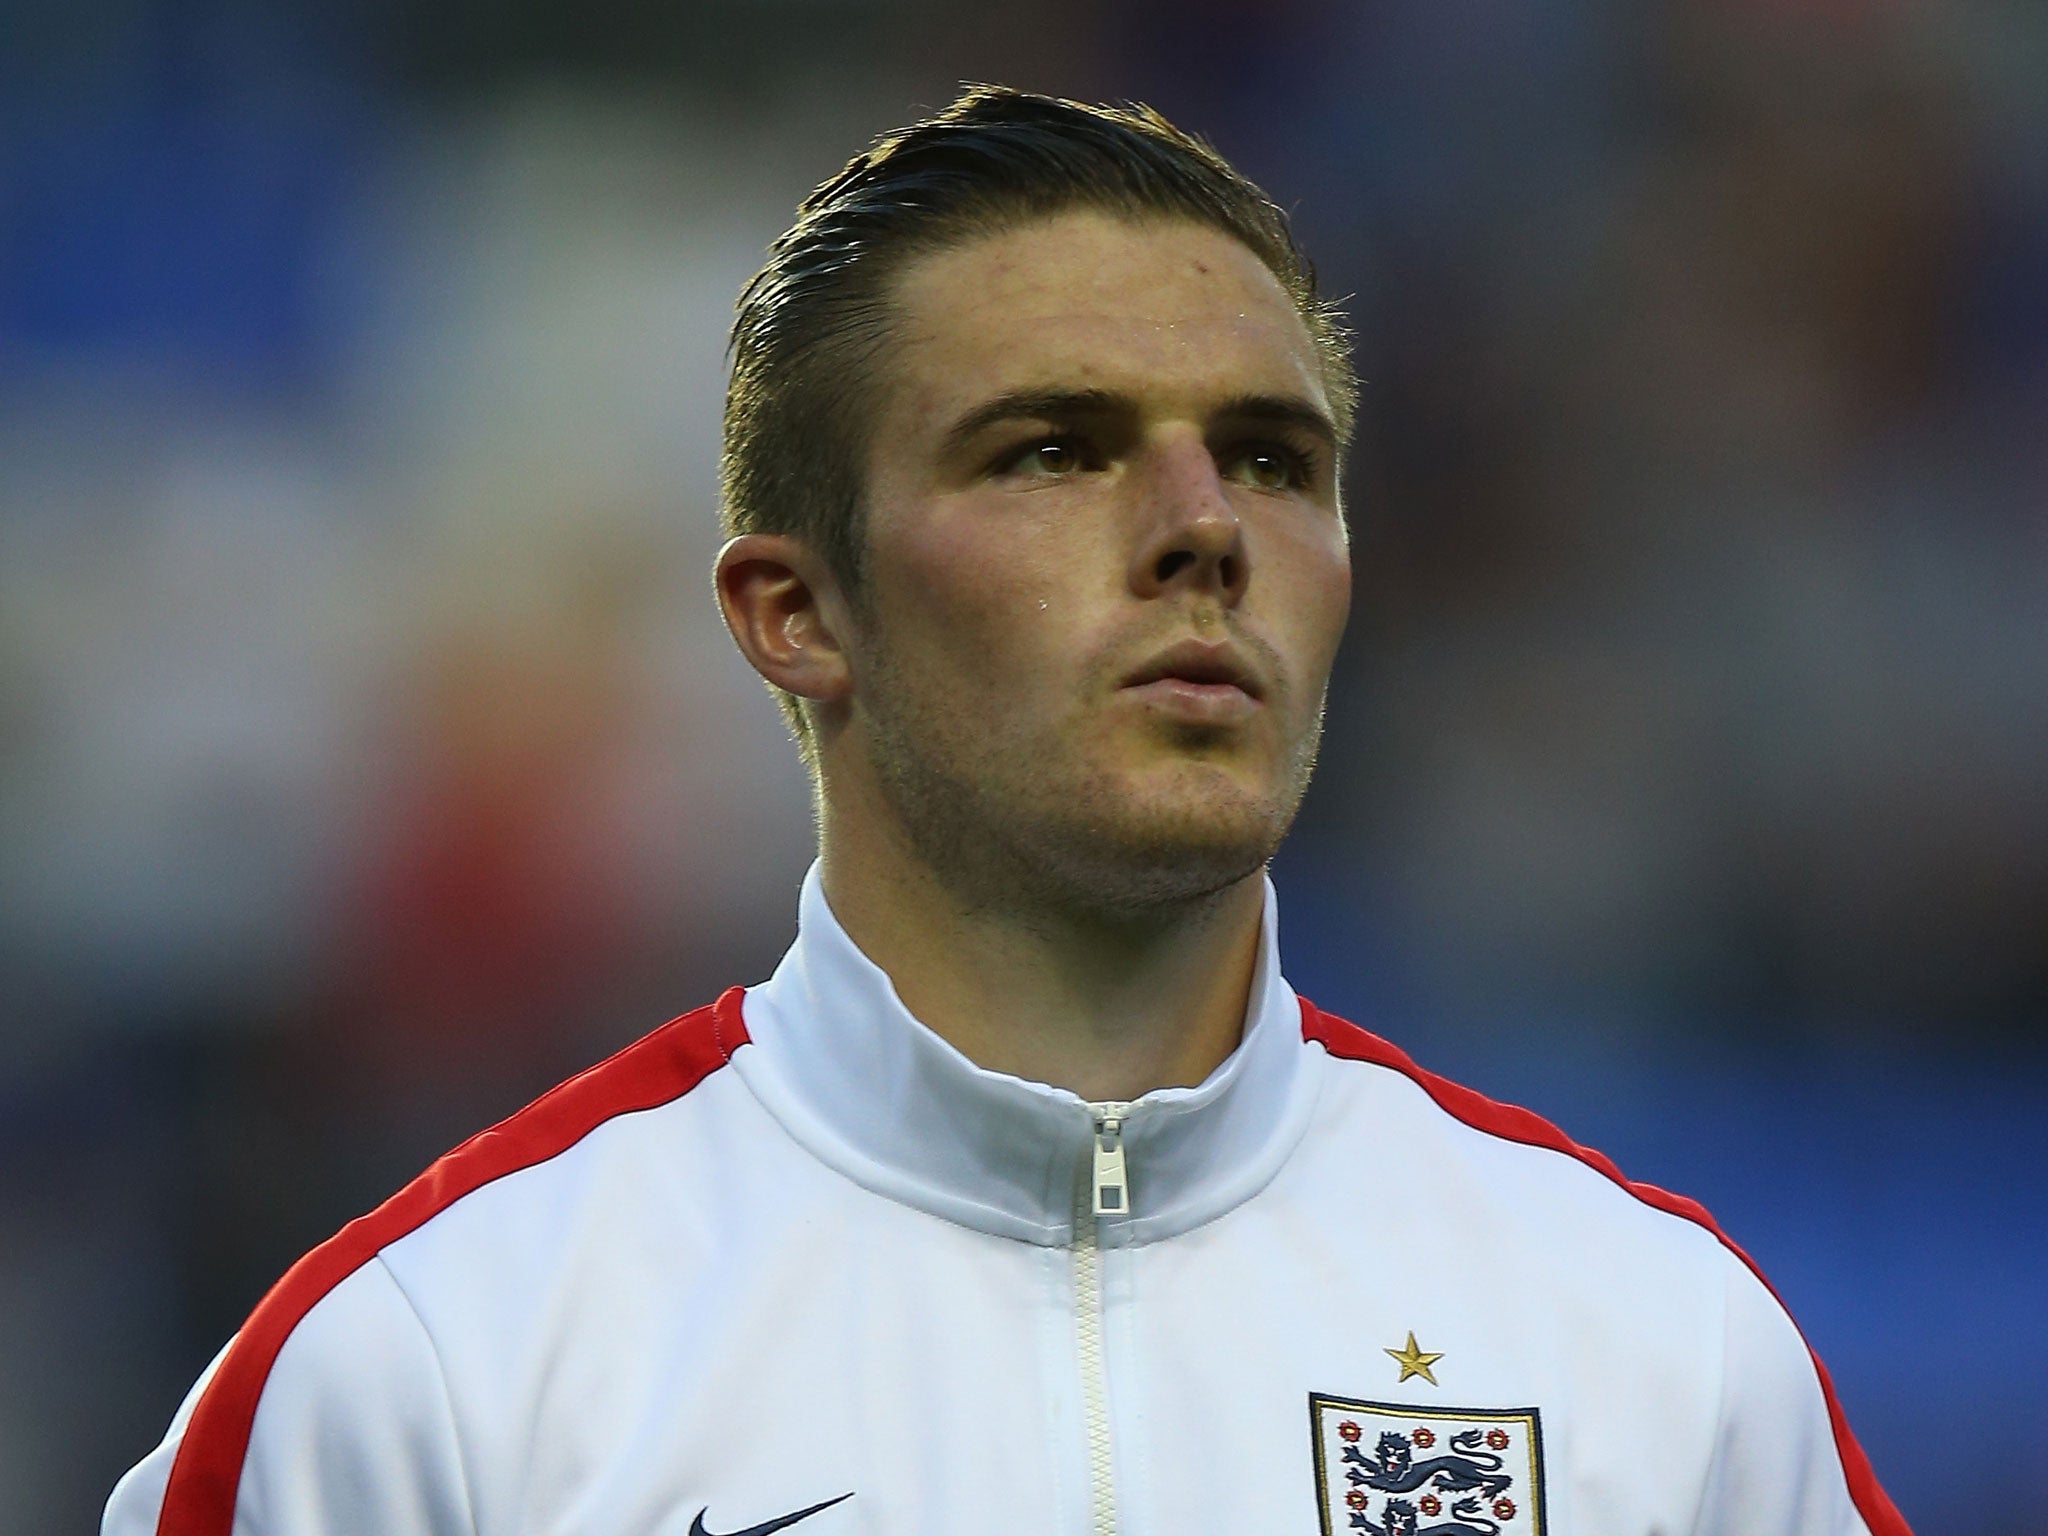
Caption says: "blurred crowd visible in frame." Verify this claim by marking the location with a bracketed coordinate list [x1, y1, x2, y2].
[1, 1, 2042, 1530]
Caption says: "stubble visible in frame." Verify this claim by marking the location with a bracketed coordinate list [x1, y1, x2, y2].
[855, 619, 1326, 929]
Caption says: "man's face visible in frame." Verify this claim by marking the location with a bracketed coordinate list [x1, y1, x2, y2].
[840, 209, 1352, 915]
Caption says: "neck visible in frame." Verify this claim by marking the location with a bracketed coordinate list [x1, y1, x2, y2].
[815, 803, 1266, 1105]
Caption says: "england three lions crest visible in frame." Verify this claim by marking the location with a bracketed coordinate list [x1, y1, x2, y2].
[1309, 1393, 1547, 1536]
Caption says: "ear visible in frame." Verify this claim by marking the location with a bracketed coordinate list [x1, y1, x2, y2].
[714, 533, 856, 708]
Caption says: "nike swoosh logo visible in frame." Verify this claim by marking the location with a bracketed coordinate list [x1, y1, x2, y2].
[688, 1491, 853, 1536]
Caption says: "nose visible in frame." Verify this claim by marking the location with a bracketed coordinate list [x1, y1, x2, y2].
[1127, 437, 1249, 605]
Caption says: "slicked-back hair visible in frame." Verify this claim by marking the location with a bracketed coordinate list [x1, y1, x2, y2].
[721, 85, 1355, 746]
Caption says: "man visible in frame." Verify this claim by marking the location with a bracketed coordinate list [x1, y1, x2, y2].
[107, 88, 1908, 1536]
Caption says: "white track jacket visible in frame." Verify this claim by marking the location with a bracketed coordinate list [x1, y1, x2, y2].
[107, 869, 1909, 1536]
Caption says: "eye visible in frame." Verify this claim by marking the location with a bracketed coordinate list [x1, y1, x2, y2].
[1223, 442, 1315, 492]
[1024, 441, 1079, 476]
[994, 435, 1094, 479]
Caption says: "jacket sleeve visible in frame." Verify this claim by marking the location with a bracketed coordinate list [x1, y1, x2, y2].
[103, 1257, 474, 1536]
[1691, 1249, 1908, 1536]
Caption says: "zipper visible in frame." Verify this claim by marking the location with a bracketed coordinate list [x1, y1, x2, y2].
[1074, 1102, 1130, 1536]
[1092, 1105, 1129, 1217]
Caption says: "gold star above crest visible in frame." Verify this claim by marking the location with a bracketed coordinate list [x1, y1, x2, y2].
[1384, 1330, 1443, 1386]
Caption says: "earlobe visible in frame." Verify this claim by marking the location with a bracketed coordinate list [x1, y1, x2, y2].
[713, 534, 855, 705]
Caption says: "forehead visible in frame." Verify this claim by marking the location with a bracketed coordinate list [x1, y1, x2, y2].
[879, 210, 1328, 426]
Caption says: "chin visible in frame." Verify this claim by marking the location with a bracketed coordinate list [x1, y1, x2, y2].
[1033, 777, 1294, 914]
[861, 693, 1318, 920]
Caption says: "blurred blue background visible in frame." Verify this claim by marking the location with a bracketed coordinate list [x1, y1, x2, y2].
[2, 1, 2043, 1531]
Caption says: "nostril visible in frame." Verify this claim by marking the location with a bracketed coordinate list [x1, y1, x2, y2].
[1155, 549, 1197, 583]
[1219, 552, 1242, 590]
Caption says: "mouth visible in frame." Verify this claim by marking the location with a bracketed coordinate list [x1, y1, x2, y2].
[1119, 639, 1266, 720]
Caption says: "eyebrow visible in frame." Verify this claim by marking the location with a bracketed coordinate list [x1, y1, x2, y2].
[938, 387, 1340, 459]
[1211, 392, 1342, 449]
[939, 388, 1122, 458]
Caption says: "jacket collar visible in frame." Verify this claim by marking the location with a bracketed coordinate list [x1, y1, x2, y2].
[731, 863, 1318, 1246]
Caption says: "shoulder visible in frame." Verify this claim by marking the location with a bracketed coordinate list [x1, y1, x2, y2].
[1295, 998, 1910, 1536]
[132, 991, 753, 1536]
[1299, 998, 1732, 1247]
[1296, 996, 1775, 1367]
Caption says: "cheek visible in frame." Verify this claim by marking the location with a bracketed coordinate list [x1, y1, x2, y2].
[888, 499, 1114, 643]
[1266, 523, 1353, 673]
[879, 502, 1103, 660]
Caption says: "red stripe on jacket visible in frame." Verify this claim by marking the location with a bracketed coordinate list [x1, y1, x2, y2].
[154, 988, 750, 1536]
[1300, 998, 1911, 1536]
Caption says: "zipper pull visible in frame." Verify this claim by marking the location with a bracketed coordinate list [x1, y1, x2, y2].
[1092, 1106, 1129, 1218]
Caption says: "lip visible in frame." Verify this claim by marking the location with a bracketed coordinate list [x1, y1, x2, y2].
[1119, 639, 1265, 721]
